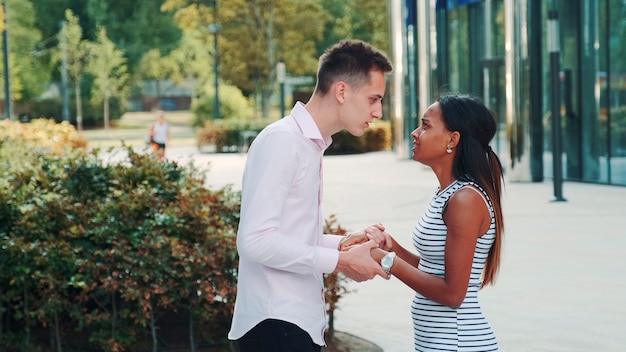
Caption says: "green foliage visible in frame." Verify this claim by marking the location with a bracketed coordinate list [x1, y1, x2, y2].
[197, 118, 269, 153]
[191, 82, 253, 126]
[0, 143, 240, 349]
[1, 0, 51, 103]
[323, 214, 351, 335]
[85, 0, 183, 73]
[163, 0, 327, 118]
[87, 27, 130, 129]
[61, 9, 89, 86]
[316, 0, 390, 57]
[197, 118, 392, 155]
[0, 119, 352, 350]
[325, 120, 393, 155]
[30, 95, 126, 128]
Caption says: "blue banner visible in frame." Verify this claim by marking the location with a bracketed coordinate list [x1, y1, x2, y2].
[406, 0, 416, 25]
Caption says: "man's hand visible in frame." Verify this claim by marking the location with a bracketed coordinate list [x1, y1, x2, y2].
[339, 223, 388, 251]
[339, 230, 368, 250]
[336, 240, 389, 281]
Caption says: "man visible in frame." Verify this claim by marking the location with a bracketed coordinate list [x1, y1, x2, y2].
[228, 39, 393, 352]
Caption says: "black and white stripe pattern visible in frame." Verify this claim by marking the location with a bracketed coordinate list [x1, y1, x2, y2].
[411, 179, 498, 351]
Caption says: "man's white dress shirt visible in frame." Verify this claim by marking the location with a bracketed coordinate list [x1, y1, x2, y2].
[228, 102, 343, 346]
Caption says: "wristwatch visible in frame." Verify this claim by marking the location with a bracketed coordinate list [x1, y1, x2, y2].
[381, 252, 396, 275]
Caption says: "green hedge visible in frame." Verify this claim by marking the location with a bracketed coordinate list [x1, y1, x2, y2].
[0, 119, 352, 351]
[29, 96, 127, 128]
[197, 118, 392, 154]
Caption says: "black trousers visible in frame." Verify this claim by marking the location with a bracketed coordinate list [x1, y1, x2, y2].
[231, 319, 322, 352]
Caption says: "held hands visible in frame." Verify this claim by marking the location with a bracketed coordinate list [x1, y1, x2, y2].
[336, 240, 389, 282]
[336, 223, 395, 282]
[338, 223, 392, 251]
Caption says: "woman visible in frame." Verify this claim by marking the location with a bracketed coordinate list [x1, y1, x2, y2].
[149, 110, 170, 161]
[369, 94, 505, 351]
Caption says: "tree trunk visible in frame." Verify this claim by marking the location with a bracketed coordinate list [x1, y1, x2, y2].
[156, 80, 161, 110]
[54, 310, 63, 352]
[261, 87, 272, 119]
[22, 287, 30, 350]
[75, 83, 83, 131]
[150, 303, 157, 352]
[188, 305, 196, 352]
[327, 312, 335, 341]
[49, 323, 54, 350]
[111, 293, 117, 339]
[103, 96, 110, 130]
[0, 287, 3, 351]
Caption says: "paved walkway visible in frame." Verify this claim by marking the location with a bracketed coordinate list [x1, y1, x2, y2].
[162, 147, 626, 351]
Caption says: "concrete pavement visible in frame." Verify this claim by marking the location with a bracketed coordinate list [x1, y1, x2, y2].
[163, 147, 626, 351]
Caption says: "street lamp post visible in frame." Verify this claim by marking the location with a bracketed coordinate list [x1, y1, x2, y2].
[207, 23, 221, 120]
[2, 1, 12, 120]
[276, 60, 286, 118]
[60, 20, 70, 122]
[548, 7, 566, 201]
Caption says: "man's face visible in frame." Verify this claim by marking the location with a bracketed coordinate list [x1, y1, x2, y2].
[339, 70, 386, 137]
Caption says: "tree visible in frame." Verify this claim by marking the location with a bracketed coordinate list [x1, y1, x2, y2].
[86, 0, 182, 74]
[137, 48, 179, 106]
[0, 0, 50, 105]
[315, 0, 390, 57]
[165, 30, 213, 83]
[87, 28, 129, 130]
[163, 0, 326, 118]
[60, 9, 89, 131]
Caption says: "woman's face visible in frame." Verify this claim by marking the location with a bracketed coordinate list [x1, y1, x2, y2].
[410, 102, 453, 165]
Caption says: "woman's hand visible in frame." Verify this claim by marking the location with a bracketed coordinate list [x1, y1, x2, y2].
[339, 223, 393, 251]
[364, 224, 393, 251]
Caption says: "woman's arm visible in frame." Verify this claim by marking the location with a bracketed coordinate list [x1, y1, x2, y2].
[372, 188, 489, 308]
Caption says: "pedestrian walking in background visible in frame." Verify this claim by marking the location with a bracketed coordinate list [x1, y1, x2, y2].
[228, 39, 393, 352]
[367, 94, 505, 351]
[148, 110, 170, 161]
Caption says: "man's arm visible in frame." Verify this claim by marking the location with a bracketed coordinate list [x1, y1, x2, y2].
[237, 130, 338, 274]
[335, 240, 389, 281]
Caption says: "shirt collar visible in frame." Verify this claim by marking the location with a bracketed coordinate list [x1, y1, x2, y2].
[291, 102, 332, 149]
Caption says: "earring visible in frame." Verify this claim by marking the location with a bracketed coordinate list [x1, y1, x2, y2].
[446, 147, 452, 154]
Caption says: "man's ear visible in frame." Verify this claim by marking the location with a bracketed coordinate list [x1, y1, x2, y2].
[334, 81, 347, 104]
[448, 131, 460, 148]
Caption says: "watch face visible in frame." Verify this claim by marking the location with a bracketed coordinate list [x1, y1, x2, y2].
[382, 252, 395, 271]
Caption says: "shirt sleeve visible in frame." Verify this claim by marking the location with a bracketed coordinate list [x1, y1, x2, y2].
[322, 234, 344, 249]
[237, 130, 339, 274]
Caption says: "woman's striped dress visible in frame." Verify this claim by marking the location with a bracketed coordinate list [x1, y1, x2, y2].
[412, 179, 498, 351]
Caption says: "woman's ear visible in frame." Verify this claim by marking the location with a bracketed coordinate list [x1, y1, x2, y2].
[448, 131, 460, 148]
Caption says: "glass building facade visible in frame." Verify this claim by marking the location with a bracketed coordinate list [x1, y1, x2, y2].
[389, 0, 626, 186]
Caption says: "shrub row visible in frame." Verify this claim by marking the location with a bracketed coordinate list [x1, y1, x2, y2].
[197, 118, 393, 154]
[0, 119, 351, 351]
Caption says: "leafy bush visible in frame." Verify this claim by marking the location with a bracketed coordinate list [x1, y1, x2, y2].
[0, 118, 88, 155]
[197, 118, 270, 152]
[325, 120, 392, 155]
[0, 119, 353, 351]
[197, 118, 392, 155]
[191, 82, 253, 127]
[29, 96, 127, 128]
[323, 215, 352, 339]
